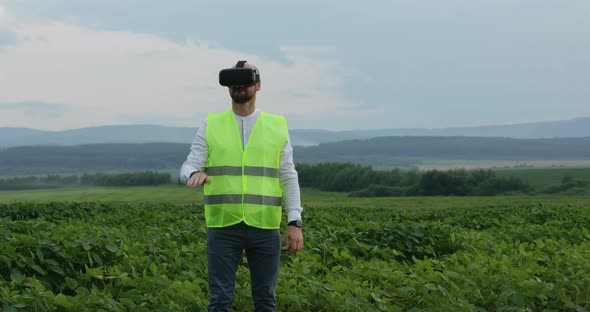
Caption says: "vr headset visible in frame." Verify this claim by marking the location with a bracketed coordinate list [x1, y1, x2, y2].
[219, 60, 260, 87]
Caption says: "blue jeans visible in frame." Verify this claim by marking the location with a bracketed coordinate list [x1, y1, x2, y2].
[207, 222, 281, 312]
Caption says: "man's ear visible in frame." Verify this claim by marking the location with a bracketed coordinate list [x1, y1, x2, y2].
[255, 81, 261, 91]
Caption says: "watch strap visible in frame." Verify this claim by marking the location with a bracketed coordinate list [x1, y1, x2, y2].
[288, 220, 302, 228]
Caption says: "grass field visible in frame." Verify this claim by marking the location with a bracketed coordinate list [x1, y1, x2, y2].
[0, 185, 203, 204]
[2, 185, 590, 208]
[418, 159, 590, 171]
[495, 167, 590, 189]
[0, 186, 345, 204]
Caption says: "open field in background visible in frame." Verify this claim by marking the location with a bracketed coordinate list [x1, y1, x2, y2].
[0, 186, 344, 204]
[0, 185, 202, 204]
[2, 185, 590, 209]
[416, 159, 590, 171]
[1, 191, 589, 310]
[494, 167, 590, 189]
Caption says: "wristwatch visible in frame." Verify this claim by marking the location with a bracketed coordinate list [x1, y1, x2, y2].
[288, 220, 303, 228]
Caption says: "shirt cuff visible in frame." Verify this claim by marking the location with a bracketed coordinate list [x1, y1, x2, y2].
[287, 210, 302, 223]
[180, 166, 199, 183]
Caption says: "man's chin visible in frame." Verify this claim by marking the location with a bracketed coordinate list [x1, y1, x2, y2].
[231, 96, 253, 104]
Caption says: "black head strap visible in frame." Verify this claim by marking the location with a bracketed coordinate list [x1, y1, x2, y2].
[235, 60, 247, 68]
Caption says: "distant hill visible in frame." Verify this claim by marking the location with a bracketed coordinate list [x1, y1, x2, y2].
[341, 117, 590, 139]
[0, 143, 188, 176]
[2, 136, 590, 176]
[1, 117, 590, 148]
[295, 136, 590, 164]
[0, 125, 196, 149]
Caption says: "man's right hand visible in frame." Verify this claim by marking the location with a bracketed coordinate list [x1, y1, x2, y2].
[186, 171, 210, 188]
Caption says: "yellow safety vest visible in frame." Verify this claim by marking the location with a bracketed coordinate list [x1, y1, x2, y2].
[204, 109, 288, 229]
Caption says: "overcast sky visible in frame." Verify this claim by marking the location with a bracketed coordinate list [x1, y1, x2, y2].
[0, 1, 588, 131]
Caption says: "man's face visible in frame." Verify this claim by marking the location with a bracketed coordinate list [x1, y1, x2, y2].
[229, 83, 259, 104]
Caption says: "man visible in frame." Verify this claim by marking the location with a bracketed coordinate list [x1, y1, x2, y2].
[179, 60, 304, 312]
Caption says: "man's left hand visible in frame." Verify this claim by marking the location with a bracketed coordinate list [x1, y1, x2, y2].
[285, 226, 303, 254]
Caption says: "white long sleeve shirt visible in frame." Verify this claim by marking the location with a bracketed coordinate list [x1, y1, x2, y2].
[180, 109, 303, 223]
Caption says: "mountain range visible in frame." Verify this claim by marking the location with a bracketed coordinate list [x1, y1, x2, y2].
[1, 117, 590, 148]
[3, 136, 590, 176]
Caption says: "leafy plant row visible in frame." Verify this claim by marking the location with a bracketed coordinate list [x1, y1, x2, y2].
[0, 200, 589, 311]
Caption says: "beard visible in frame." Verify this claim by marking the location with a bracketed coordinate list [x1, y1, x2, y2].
[229, 87, 255, 104]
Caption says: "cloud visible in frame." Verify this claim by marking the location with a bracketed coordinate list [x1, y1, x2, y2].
[0, 101, 70, 110]
[0, 101, 70, 123]
[0, 28, 16, 46]
[0, 14, 357, 130]
[260, 46, 362, 118]
[0, 4, 17, 47]
[0, 4, 6, 21]
[3, 1, 588, 131]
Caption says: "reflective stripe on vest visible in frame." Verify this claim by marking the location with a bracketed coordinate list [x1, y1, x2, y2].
[203, 109, 288, 229]
[204, 194, 282, 206]
[205, 166, 280, 178]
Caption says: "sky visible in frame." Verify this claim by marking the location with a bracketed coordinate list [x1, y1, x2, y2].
[0, 1, 589, 131]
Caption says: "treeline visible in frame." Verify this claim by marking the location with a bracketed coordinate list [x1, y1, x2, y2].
[542, 175, 590, 195]
[2, 164, 588, 196]
[297, 163, 535, 196]
[0, 172, 172, 190]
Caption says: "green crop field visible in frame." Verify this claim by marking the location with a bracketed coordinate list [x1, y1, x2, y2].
[494, 167, 590, 189]
[1, 187, 590, 311]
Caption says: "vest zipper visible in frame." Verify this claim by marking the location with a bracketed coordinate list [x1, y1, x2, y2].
[241, 119, 245, 150]
[241, 118, 246, 219]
